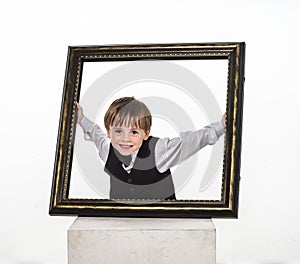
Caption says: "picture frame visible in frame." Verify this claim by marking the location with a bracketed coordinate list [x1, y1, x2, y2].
[49, 42, 245, 218]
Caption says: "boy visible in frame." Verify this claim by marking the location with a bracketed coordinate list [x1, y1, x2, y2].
[76, 97, 225, 200]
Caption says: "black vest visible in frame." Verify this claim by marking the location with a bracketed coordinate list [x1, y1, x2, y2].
[104, 136, 176, 200]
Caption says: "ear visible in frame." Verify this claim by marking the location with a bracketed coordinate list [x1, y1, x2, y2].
[106, 129, 111, 138]
[143, 129, 150, 140]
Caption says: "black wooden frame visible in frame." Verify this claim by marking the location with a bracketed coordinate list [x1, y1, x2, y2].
[49, 42, 245, 218]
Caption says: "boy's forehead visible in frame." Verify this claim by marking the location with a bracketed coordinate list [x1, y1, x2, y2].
[110, 124, 139, 129]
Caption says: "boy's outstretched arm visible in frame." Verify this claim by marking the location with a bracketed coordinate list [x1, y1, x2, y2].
[75, 102, 109, 162]
[155, 117, 225, 173]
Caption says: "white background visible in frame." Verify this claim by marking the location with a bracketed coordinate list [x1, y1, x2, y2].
[0, 0, 299, 263]
[69, 59, 227, 200]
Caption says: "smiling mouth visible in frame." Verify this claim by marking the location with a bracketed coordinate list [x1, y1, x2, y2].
[119, 144, 133, 149]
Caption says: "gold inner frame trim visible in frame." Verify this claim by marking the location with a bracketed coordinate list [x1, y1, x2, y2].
[62, 50, 231, 204]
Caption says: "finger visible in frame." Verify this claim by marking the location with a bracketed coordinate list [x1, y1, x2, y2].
[76, 102, 82, 110]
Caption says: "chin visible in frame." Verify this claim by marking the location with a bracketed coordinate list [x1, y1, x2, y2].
[117, 148, 132, 156]
[120, 151, 131, 156]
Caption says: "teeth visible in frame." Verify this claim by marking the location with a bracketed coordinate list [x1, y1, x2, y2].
[120, 144, 132, 148]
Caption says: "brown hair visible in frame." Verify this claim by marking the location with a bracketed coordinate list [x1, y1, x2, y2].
[104, 97, 152, 132]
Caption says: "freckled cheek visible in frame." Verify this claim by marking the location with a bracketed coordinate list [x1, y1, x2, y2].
[111, 135, 122, 142]
[110, 137, 121, 147]
[135, 138, 144, 148]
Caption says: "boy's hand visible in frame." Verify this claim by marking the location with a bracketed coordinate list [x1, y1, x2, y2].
[222, 113, 226, 127]
[76, 102, 84, 124]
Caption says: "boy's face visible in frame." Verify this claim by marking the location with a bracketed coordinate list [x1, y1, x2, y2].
[107, 125, 150, 156]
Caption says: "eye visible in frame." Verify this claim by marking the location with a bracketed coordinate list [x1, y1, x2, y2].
[113, 129, 122, 135]
[131, 130, 139, 135]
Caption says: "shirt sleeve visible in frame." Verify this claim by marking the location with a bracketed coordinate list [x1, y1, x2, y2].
[155, 121, 225, 173]
[79, 116, 109, 162]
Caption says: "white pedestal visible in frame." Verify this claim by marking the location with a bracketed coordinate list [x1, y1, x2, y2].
[68, 217, 216, 264]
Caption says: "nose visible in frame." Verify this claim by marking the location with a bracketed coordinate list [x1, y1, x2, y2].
[122, 131, 130, 141]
